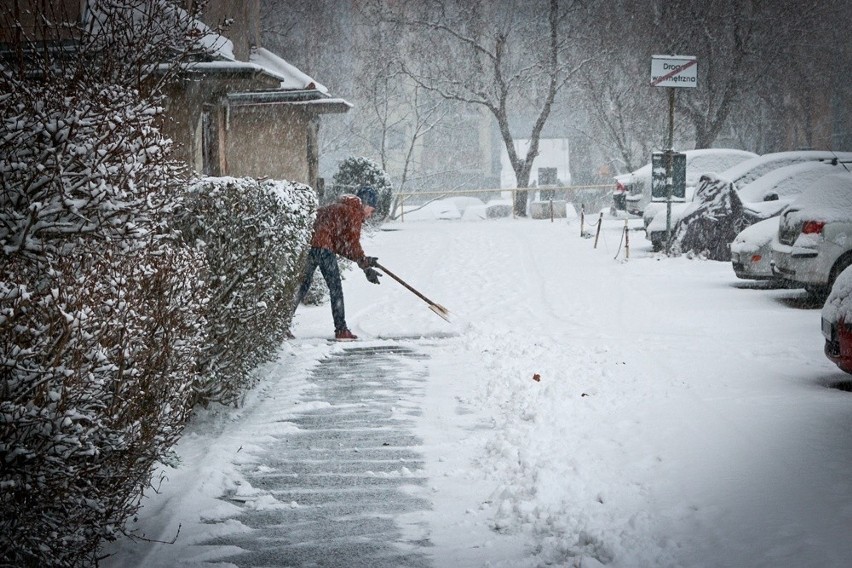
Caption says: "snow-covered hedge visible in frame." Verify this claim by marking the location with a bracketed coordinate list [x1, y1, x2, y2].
[0, 72, 208, 566]
[0, 4, 317, 562]
[174, 177, 317, 406]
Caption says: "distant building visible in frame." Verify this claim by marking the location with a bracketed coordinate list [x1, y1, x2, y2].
[500, 138, 572, 190]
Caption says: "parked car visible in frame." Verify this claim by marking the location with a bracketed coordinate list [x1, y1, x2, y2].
[725, 162, 848, 269]
[771, 172, 852, 296]
[611, 149, 757, 217]
[730, 216, 783, 281]
[821, 265, 852, 374]
[646, 153, 852, 252]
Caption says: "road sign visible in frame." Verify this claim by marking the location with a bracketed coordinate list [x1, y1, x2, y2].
[651, 151, 686, 200]
[650, 55, 697, 88]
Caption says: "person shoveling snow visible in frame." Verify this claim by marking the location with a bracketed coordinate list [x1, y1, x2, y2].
[293, 186, 382, 341]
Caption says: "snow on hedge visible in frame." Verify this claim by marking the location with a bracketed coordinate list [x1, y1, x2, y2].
[175, 177, 317, 405]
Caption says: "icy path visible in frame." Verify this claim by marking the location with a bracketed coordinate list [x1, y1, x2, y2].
[200, 343, 433, 567]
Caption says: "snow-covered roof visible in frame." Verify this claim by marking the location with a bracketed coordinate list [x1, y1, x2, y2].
[172, 7, 336, 98]
[250, 48, 328, 94]
[737, 161, 848, 203]
[720, 151, 852, 189]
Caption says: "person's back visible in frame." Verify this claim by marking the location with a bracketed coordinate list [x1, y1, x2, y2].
[311, 195, 367, 262]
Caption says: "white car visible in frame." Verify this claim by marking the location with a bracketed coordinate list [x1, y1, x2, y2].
[725, 161, 847, 271]
[730, 216, 782, 281]
[612, 148, 756, 217]
[771, 172, 852, 295]
[646, 153, 852, 252]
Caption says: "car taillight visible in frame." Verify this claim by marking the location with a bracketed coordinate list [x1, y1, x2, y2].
[615, 181, 625, 193]
[801, 221, 826, 235]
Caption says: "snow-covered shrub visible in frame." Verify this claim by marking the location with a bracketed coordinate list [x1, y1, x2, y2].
[0, 72, 208, 567]
[0, 2, 223, 564]
[330, 156, 393, 219]
[672, 176, 752, 261]
[0, 243, 206, 567]
[174, 177, 317, 405]
[0, 79, 183, 257]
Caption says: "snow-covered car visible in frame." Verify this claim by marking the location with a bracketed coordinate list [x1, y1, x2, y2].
[612, 148, 756, 217]
[646, 154, 852, 252]
[771, 172, 852, 295]
[821, 265, 852, 374]
[730, 216, 782, 281]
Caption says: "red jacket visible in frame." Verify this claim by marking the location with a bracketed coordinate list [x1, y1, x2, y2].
[310, 195, 367, 262]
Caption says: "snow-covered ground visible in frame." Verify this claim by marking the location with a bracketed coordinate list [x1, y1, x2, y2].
[105, 209, 852, 568]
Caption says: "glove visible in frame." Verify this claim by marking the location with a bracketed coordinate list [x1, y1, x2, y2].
[364, 267, 382, 285]
[358, 256, 378, 269]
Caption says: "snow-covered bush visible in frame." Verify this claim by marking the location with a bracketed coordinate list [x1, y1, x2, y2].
[672, 176, 752, 261]
[330, 156, 393, 219]
[0, 74, 208, 567]
[0, 2, 215, 563]
[0, 243, 207, 567]
[174, 177, 317, 405]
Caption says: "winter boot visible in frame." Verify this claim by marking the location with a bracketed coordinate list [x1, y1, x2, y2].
[334, 328, 358, 341]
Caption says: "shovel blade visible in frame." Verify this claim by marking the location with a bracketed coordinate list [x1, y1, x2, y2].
[429, 304, 451, 322]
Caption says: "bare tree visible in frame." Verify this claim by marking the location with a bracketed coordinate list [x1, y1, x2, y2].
[386, 0, 590, 215]
[365, 68, 450, 217]
[651, 0, 844, 149]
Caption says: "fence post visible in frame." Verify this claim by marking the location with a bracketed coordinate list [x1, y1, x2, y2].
[624, 220, 629, 259]
[593, 212, 603, 248]
[580, 205, 585, 237]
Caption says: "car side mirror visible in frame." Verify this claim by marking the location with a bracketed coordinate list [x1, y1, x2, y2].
[764, 193, 779, 201]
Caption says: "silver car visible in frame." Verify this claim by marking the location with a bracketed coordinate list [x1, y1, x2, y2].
[771, 172, 852, 295]
[646, 152, 852, 251]
[614, 148, 756, 217]
[731, 216, 782, 281]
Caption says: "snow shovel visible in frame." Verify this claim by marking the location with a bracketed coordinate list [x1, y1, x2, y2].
[374, 262, 451, 322]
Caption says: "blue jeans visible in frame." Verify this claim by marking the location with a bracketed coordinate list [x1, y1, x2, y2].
[294, 248, 347, 332]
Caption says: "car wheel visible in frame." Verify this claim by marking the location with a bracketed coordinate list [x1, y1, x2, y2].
[805, 285, 830, 301]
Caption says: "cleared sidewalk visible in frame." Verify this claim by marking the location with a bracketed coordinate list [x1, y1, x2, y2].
[199, 342, 435, 568]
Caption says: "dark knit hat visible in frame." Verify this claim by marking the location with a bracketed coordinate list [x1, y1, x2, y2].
[356, 186, 378, 208]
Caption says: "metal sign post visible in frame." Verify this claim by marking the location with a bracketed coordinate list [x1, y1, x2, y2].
[650, 55, 697, 254]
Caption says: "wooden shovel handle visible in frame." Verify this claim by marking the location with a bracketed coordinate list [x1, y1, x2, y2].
[375, 262, 440, 308]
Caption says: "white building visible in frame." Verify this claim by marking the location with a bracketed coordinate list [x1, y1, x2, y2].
[500, 138, 571, 189]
